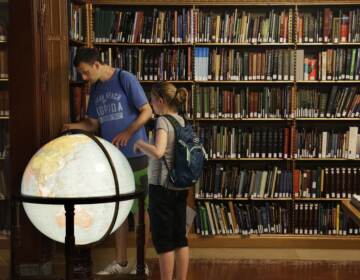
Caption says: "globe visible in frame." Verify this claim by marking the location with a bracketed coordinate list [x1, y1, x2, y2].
[21, 134, 135, 245]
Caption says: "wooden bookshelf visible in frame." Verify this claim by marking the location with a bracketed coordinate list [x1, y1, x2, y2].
[74, 0, 360, 245]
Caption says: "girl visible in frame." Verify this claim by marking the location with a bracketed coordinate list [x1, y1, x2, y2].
[134, 82, 189, 280]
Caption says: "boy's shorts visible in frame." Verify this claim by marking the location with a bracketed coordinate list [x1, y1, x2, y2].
[128, 156, 148, 214]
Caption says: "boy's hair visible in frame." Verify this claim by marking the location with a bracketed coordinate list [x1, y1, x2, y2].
[73, 48, 102, 67]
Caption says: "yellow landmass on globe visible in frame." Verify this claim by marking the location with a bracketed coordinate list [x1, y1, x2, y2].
[26, 136, 90, 197]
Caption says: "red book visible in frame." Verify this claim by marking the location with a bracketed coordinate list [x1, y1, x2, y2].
[293, 169, 301, 197]
[308, 58, 317, 81]
[340, 15, 349, 43]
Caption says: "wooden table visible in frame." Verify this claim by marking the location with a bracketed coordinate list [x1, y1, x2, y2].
[342, 200, 360, 227]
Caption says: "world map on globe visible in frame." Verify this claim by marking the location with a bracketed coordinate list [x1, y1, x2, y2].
[21, 134, 135, 245]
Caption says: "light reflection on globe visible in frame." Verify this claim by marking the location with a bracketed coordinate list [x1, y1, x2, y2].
[21, 134, 135, 245]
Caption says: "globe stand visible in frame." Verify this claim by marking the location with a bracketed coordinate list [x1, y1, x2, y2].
[12, 190, 146, 280]
[11, 130, 147, 280]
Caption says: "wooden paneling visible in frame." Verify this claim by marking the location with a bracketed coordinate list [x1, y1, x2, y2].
[9, 0, 70, 272]
[45, 0, 70, 139]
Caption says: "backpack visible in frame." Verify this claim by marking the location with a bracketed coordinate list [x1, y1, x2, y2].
[162, 114, 206, 189]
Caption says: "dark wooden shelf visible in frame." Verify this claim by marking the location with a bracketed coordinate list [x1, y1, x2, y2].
[195, 197, 292, 201]
[194, 42, 295, 47]
[93, 41, 192, 47]
[140, 80, 193, 84]
[297, 80, 360, 84]
[295, 158, 360, 161]
[71, 0, 86, 5]
[207, 158, 289, 161]
[297, 42, 360, 46]
[294, 198, 350, 201]
[296, 118, 360, 121]
[195, 80, 294, 84]
[195, 117, 291, 121]
[69, 38, 86, 46]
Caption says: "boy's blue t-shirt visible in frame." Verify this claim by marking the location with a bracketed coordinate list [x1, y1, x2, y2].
[87, 69, 148, 158]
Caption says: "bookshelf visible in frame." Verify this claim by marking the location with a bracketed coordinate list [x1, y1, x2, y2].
[69, 0, 360, 248]
[68, 0, 90, 123]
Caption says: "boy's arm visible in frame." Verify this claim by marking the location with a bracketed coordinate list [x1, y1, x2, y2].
[112, 103, 152, 147]
[63, 117, 100, 133]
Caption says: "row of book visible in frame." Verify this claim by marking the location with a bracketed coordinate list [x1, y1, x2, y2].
[0, 90, 9, 117]
[193, 86, 292, 119]
[197, 126, 290, 159]
[70, 86, 88, 122]
[295, 127, 360, 159]
[92, 7, 360, 44]
[93, 8, 294, 44]
[294, 168, 360, 199]
[195, 165, 360, 199]
[68, 2, 85, 42]
[80, 46, 360, 83]
[297, 48, 360, 81]
[94, 8, 192, 43]
[193, 9, 293, 44]
[295, 86, 360, 118]
[196, 165, 292, 199]
[196, 201, 360, 236]
[294, 202, 360, 235]
[195, 201, 290, 236]
[0, 49, 8, 79]
[297, 8, 360, 43]
[98, 47, 192, 81]
[194, 48, 295, 81]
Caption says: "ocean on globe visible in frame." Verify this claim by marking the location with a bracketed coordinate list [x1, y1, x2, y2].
[21, 134, 135, 245]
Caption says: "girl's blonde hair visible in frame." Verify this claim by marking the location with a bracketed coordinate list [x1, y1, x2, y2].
[151, 82, 188, 109]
